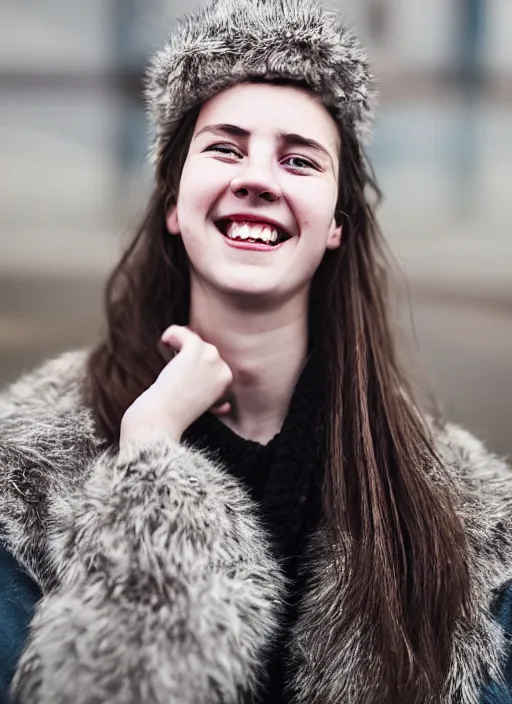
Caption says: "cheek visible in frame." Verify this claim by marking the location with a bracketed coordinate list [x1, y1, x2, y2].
[294, 181, 337, 231]
[175, 163, 227, 252]
[179, 159, 229, 216]
[178, 167, 207, 217]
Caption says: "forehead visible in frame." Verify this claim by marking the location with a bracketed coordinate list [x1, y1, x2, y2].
[194, 82, 341, 154]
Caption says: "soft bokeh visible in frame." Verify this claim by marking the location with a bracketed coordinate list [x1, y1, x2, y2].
[1, 0, 510, 454]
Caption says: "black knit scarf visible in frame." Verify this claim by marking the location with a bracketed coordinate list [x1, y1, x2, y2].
[183, 349, 327, 560]
[182, 349, 328, 700]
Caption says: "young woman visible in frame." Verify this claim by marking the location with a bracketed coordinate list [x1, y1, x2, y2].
[1, 0, 512, 702]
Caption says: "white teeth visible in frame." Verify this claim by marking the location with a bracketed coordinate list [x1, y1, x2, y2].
[239, 224, 250, 240]
[225, 221, 281, 244]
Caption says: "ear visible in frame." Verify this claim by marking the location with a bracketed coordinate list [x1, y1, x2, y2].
[326, 217, 342, 250]
[166, 205, 180, 235]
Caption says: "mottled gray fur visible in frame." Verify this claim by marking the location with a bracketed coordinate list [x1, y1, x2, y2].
[1, 352, 284, 703]
[145, 0, 376, 165]
[1, 350, 512, 703]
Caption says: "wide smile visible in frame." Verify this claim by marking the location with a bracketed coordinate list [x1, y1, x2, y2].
[214, 218, 293, 252]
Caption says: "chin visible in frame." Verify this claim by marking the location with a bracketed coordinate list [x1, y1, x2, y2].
[218, 282, 284, 303]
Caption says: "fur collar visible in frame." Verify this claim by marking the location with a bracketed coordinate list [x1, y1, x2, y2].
[1, 351, 512, 703]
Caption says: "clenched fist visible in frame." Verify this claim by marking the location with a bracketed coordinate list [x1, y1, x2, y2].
[120, 326, 233, 448]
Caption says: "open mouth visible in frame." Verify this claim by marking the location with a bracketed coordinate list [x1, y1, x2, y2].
[215, 219, 292, 247]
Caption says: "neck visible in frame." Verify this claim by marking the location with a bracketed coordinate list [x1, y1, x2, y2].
[188, 283, 310, 444]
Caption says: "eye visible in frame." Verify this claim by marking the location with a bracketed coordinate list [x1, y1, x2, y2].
[204, 143, 242, 157]
[283, 155, 317, 171]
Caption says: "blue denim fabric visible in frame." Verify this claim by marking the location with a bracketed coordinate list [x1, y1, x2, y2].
[481, 584, 512, 703]
[0, 546, 41, 704]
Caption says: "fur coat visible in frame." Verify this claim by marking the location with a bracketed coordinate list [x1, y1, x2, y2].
[1, 350, 512, 704]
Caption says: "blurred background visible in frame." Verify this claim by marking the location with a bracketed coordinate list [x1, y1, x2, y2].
[0, 0, 510, 455]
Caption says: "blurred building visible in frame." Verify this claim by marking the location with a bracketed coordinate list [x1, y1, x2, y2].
[1, 0, 510, 282]
[0, 0, 511, 455]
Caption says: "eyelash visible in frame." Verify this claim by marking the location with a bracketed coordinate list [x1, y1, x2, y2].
[204, 144, 318, 171]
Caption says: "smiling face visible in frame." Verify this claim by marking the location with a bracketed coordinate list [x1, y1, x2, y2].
[166, 82, 342, 305]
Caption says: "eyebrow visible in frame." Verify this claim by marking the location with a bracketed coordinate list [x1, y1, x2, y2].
[194, 123, 334, 166]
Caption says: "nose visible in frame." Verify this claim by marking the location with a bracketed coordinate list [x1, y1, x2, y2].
[229, 164, 281, 203]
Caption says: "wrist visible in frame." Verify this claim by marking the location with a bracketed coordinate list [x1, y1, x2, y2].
[119, 420, 182, 450]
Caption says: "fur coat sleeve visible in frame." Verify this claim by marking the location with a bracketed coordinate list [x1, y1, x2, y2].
[2, 350, 512, 704]
[0, 351, 285, 704]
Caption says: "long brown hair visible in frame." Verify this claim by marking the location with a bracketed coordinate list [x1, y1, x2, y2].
[86, 87, 471, 703]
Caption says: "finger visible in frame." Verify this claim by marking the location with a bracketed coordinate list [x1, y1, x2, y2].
[161, 324, 194, 351]
[210, 401, 231, 416]
[156, 339, 176, 364]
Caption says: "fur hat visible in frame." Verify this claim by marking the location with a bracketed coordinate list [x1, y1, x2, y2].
[145, 0, 376, 165]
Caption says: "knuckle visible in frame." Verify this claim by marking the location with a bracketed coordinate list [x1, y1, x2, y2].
[204, 343, 220, 360]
